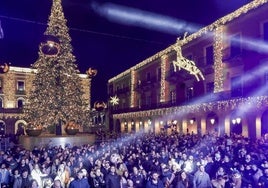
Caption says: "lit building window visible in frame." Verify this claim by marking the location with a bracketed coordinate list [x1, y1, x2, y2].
[17, 98, 25, 108]
[230, 34, 241, 57]
[0, 78, 2, 92]
[170, 91, 176, 104]
[263, 21, 268, 42]
[187, 87, 194, 100]
[146, 95, 151, 107]
[231, 76, 242, 97]
[146, 72, 151, 82]
[206, 45, 214, 65]
[264, 71, 268, 86]
[17, 80, 25, 91]
[206, 82, 214, 94]
[157, 67, 161, 81]
[124, 121, 128, 133]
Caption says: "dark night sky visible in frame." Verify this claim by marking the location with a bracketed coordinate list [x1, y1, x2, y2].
[0, 0, 251, 103]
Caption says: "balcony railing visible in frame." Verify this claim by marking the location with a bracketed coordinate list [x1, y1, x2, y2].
[0, 108, 23, 114]
[16, 90, 26, 95]
[110, 91, 240, 114]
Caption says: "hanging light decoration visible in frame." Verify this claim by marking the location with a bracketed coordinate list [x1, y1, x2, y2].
[39, 34, 60, 56]
[86, 67, 98, 78]
[94, 101, 107, 111]
[0, 62, 10, 74]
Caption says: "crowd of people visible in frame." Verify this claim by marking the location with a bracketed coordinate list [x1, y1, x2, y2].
[0, 131, 268, 188]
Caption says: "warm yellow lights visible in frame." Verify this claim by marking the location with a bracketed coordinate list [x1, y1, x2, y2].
[173, 40, 205, 81]
[232, 117, 241, 125]
[160, 55, 167, 102]
[130, 69, 135, 107]
[210, 118, 215, 125]
[214, 26, 224, 92]
[109, 0, 267, 84]
[113, 96, 268, 119]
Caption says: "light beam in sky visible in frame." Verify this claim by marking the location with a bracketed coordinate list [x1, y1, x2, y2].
[91, 2, 202, 35]
[0, 20, 4, 39]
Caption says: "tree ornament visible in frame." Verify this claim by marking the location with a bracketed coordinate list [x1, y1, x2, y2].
[39, 34, 60, 56]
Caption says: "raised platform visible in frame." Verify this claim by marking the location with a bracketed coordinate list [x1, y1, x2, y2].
[19, 133, 96, 150]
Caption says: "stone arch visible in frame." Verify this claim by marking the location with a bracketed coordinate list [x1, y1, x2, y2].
[0, 120, 6, 135]
[115, 119, 121, 133]
[0, 97, 3, 108]
[15, 120, 27, 135]
[230, 111, 242, 135]
[206, 111, 219, 134]
[186, 113, 197, 134]
[17, 97, 25, 108]
[138, 118, 145, 132]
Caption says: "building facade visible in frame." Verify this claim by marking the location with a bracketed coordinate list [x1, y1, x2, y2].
[108, 1, 268, 139]
[0, 66, 91, 135]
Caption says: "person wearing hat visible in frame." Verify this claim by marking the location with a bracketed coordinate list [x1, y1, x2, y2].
[69, 169, 90, 188]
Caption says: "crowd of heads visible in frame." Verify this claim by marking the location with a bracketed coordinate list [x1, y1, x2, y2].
[0, 131, 268, 187]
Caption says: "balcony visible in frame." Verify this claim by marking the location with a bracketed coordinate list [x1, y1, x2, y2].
[135, 77, 158, 92]
[115, 87, 130, 94]
[0, 108, 23, 114]
[16, 90, 26, 95]
[109, 91, 241, 114]
[165, 70, 187, 83]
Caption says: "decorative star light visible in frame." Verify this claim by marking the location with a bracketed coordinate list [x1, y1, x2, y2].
[110, 96, 119, 106]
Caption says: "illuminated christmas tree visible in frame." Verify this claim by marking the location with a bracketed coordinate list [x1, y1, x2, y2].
[24, 0, 88, 135]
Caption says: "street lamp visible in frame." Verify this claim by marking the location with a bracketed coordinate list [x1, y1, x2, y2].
[189, 118, 195, 125]
[210, 118, 215, 125]
[232, 117, 241, 125]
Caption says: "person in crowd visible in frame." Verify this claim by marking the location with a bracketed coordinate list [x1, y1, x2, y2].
[31, 163, 48, 187]
[251, 163, 263, 187]
[13, 168, 32, 188]
[0, 162, 11, 187]
[176, 171, 191, 188]
[1, 131, 268, 188]
[130, 166, 145, 188]
[105, 165, 120, 188]
[192, 165, 212, 188]
[146, 171, 164, 188]
[10, 168, 20, 187]
[229, 169, 242, 188]
[17, 158, 31, 175]
[120, 170, 129, 188]
[211, 166, 228, 188]
[69, 169, 90, 188]
[54, 163, 70, 188]
[91, 167, 105, 188]
[53, 179, 63, 188]
[30, 179, 39, 188]
[258, 168, 268, 187]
